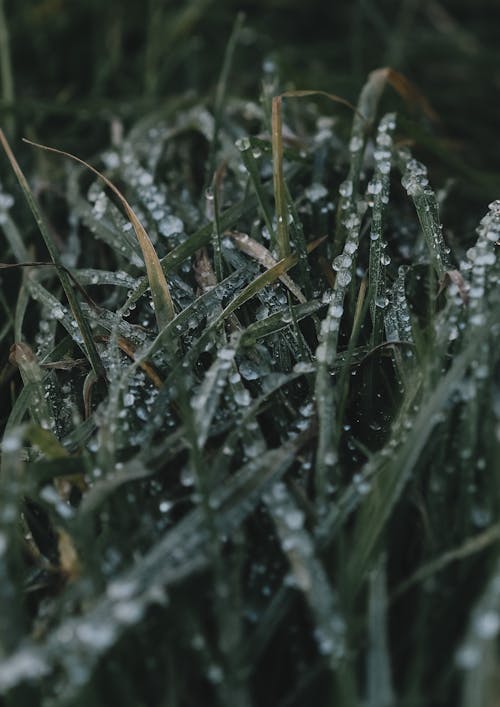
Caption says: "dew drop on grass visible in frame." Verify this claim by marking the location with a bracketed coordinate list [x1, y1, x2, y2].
[456, 644, 480, 670]
[234, 388, 251, 406]
[113, 600, 144, 625]
[235, 136, 251, 151]
[306, 183, 328, 202]
[0, 648, 50, 692]
[349, 135, 363, 152]
[239, 360, 261, 380]
[285, 509, 304, 530]
[335, 270, 352, 287]
[159, 215, 184, 237]
[207, 664, 224, 684]
[76, 621, 115, 649]
[332, 254, 352, 271]
[218, 347, 235, 361]
[339, 180, 353, 198]
[180, 467, 195, 487]
[123, 393, 135, 407]
[324, 451, 337, 466]
[474, 611, 500, 638]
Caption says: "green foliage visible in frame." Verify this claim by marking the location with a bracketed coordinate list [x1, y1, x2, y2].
[1, 4, 500, 707]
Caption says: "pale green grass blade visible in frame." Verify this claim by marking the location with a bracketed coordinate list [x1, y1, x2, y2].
[397, 146, 453, 278]
[366, 556, 395, 707]
[368, 112, 396, 346]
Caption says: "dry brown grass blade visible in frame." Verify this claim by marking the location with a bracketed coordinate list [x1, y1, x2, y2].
[226, 230, 307, 303]
[96, 335, 163, 389]
[383, 67, 439, 122]
[280, 89, 364, 120]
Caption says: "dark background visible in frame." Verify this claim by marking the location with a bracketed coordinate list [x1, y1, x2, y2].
[4, 0, 500, 167]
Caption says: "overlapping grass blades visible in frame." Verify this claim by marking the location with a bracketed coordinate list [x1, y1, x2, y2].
[24, 138, 176, 329]
[1, 63, 500, 707]
[0, 129, 105, 381]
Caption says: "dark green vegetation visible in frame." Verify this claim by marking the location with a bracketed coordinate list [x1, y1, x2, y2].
[1, 2, 500, 706]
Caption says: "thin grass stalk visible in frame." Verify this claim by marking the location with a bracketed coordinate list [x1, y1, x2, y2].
[0, 0, 14, 135]
[272, 95, 290, 258]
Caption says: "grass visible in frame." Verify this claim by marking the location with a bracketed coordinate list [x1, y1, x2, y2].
[1, 4, 500, 706]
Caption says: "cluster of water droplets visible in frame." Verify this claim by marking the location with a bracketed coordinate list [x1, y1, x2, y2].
[331, 212, 360, 289]
[121, 142, 185, 240]
[263, 482, 347, 661]
[461, 200, 500, 329]
[372, 113, 395, 180]
[367, 113, 396, 340]
[384, 266, 414, 351]
[399, 147, 453, 277]
[400, 152, 430, 198]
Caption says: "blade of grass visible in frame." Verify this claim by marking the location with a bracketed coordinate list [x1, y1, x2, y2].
[206, 12, 244, 184]
[0, 0, 14, 135]
[271, 95, 289, 258]
[0, 129, 106, 381]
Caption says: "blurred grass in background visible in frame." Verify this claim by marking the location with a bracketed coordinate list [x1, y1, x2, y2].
[2, 0, 500, 226]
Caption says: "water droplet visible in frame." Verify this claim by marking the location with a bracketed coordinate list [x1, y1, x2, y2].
[339, 180, 353, 198]
[159, 215, 184, 237]
[349, 135, 363, 152]
[336, 270, 352, 287]
[180, 467, 195, 487]
[456, 644, 480, 670]
[239, 360, 261, 380]
[113, 599, 144, 625]
[474, 611, 500, 638]
[332, 254, 352, 271]
[207, 664, 224, 684]
[285, 509, 304, 530]
[375, 295, 389, 308]
[234, 389, 251, 406]
[235, 136, 251, 152]
[306, 183, 328, 202]
[123, 393, 135, 407]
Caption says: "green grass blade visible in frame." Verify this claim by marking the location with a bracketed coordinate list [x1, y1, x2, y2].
[0, 130, 105, 381]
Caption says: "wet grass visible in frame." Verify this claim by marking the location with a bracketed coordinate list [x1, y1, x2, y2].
[1, 4, 500, 706]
